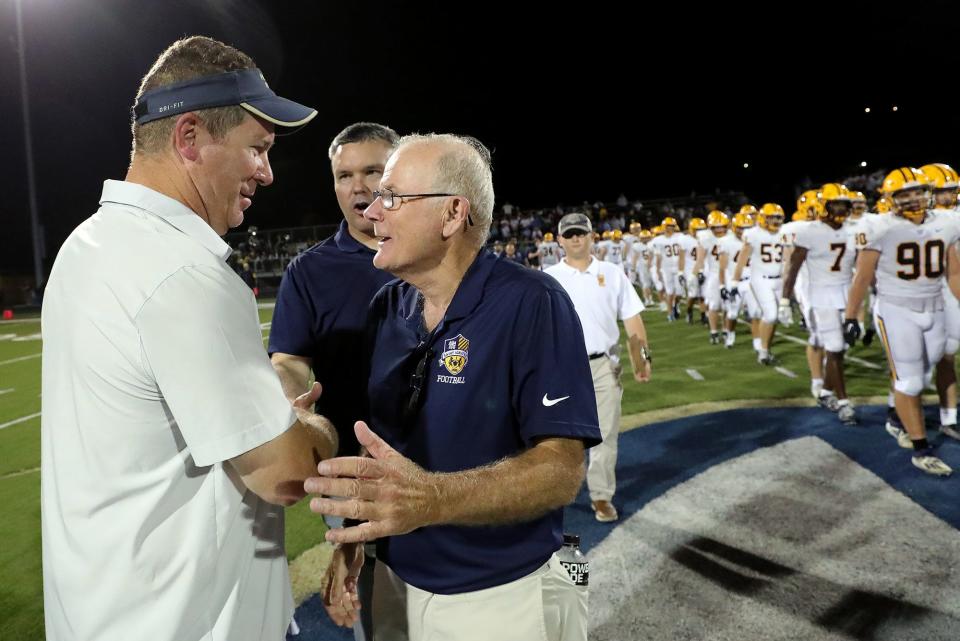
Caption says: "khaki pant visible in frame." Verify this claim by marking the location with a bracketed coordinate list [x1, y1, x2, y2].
[374, 555, 587, 641]
[588, 355, 622, 502]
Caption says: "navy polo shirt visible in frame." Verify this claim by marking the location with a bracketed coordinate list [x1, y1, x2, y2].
[367, 249, 601, 595]
[269, 221, 395, 455]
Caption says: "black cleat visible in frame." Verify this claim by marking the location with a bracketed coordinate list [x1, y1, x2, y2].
[862, 328, 875, 347]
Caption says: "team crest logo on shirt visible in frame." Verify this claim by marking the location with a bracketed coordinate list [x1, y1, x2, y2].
[598, 274, 606, 287]
[440, 334, 470, 375]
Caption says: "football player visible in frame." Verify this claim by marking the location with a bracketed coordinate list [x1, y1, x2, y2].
[844, 167, 960, 475]
[652, 217, 685, 320]
[693, 211, 730, 343]
[921, 163, 960, 436]
[538, 231, 561, 270]
[733, 203, 786, 364]
[680, 218, 707, 324]
[783, 184, 857, 424]
[719, 207, 762, 349]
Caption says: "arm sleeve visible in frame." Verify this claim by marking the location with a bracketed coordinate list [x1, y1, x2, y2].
[136, 266, 296, 467]
[511, 286, 602, 448]
[268, 259, 318, 357]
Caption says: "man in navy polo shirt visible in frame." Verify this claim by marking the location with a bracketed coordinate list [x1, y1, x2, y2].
[304, 133, 601, 641]
[269, 122, 399, 636]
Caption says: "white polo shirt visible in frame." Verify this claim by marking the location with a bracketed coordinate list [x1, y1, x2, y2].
[544, 257, 645, 360]
[41, 180, 297, 641]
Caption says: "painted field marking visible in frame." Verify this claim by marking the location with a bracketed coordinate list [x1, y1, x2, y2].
[775, 366, 798, 379]
[685, 369, 705, 381]
[0, 412, 41, 430]
[0, 353, 41, 366]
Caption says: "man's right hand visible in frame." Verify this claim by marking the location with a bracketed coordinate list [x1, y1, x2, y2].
[321, 542, 364, 627]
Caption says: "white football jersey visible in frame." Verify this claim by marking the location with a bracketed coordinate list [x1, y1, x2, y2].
[698, 230, 727, 277]
[604, 240, 627, 266]
[844, 214, 874, 252]
[793, 220, 856, 288]
[631, 241, 654, 274]
[538, 241, 561, 266]
[742, 226, 785, 278]
[719, 233, 749, 282]
[677, 234, 699, 274]
[865, 211, 960, 299]
[779, 220, 811, 247]
[652, 234, 684, 272]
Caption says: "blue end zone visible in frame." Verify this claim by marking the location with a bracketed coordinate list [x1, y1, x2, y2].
[290, 404, 960, 639]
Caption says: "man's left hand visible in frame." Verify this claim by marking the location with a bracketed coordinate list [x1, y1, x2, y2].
[304, 421, 438, 544]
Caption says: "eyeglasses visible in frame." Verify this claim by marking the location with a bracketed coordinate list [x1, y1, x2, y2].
[403, 344, 435, 425]
[561, 229, 588, 239]
[373, 188, 474, 226]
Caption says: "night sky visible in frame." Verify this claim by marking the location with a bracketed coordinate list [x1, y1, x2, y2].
[2, 0, 959, 276]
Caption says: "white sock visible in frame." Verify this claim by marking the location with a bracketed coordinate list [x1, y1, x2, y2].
[857, 321, 865, 334]
[837, 398, 850, 407]
[941, 407, 957, 426]
[888, 391, 896, 408]
[753, 337, 762, 352]
[811, 378, 824, 394]
[759, 348, 769, 359]
[819, 388, 834, 398]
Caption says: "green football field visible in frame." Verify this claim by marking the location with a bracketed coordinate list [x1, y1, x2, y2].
[0, 300, 903, 639]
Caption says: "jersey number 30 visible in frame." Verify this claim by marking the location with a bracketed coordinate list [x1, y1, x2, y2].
[896, 240, 945, 280]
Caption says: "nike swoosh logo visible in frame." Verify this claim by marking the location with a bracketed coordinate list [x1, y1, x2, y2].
[542, 394, 571, 407]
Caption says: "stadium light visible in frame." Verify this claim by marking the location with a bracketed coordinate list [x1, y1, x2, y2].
[864, 107, 871, 113]
[861, 161, 867, 168]
[892, 105, 898, 112]
[15, 0, 45, 290]
[743, 163, 749, 169]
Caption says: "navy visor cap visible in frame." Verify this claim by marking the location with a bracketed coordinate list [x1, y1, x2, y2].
[133, 68, 317, 130]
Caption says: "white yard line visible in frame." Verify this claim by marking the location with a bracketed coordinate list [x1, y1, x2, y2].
[0, 412, 41, 430]
[257, 302, 276, 310]
[0, 318, 41, 325]
[260, 322, 272, 330]
[0, 466, 40, 480]
[774, 366, 798, 379]
[685, 369, 705, 381]
[735, 319, 883, 370]
[0, 388, 14, 395]
[0, 353, 41, 366]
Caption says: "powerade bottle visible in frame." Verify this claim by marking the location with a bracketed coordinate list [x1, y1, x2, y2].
[558, 534, 589, 587]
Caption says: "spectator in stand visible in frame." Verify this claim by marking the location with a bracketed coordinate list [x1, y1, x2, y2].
[504, 240, 525, 266]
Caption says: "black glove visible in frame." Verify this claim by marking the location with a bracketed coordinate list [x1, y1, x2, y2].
[720, 286, 729, 301]
[697, 272, 705, 286]
[843, 318, 861, 347]
[678, 274, 687, 289]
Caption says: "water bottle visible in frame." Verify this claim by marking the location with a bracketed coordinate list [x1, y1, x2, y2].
[558, 533, 589, 587]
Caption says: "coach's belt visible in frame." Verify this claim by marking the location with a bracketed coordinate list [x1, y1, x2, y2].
[588, 352, 607, 360]
[881, 294, 944, 313]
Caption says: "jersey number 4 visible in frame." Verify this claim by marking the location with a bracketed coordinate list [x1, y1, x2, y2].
[896, 240, 945, 280]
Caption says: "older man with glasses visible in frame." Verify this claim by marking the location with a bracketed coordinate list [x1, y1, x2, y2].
[304, 133, 600, 641]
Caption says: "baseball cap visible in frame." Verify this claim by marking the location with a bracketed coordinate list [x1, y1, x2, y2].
[558, 213, 592, 235]
[132, 68, 317, 129]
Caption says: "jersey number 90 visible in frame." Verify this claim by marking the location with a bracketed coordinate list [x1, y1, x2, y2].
[896, 240, 945, 280]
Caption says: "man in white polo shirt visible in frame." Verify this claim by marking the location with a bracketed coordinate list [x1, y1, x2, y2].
[545, 213, 651, 522]
[40, 36, 337, 641]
